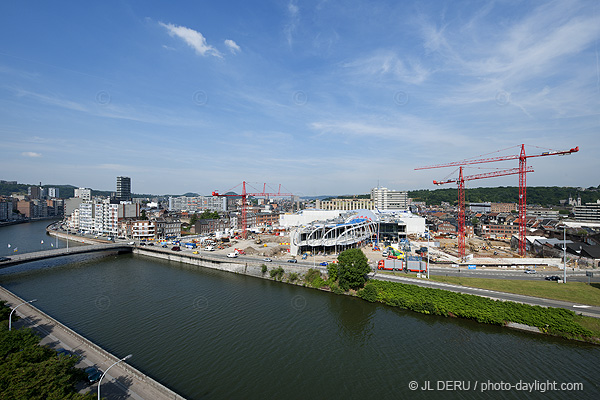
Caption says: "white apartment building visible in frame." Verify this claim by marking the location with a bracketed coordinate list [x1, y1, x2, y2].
[169, 195, 226, 212]
[74, 188, 92, 201]
[316, 198, 374, 211]
[371, 187, 408, 210]
[74, 200, 140, 235]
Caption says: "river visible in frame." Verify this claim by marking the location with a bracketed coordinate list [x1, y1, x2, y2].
[0, 221, 599, 399]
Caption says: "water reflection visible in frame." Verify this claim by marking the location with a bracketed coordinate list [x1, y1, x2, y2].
[328, 293, 375, 343]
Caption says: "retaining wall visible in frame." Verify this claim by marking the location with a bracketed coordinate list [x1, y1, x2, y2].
[0, 286, 186, 400]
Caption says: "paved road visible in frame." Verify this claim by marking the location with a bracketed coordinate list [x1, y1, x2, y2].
[371, 272, 600, 318]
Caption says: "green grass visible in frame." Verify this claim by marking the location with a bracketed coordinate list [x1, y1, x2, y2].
[575, 315, 600, 338]
[427, 275, 600, 307]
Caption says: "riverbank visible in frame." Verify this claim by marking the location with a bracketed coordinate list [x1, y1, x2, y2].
[129, 246, 600, 344]
[44, 229, 600, 344]
[0, 285, 187, 400]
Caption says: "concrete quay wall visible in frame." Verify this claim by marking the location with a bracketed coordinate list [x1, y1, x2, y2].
[0, 285, 186, 400]
[133, 248, 320, 279]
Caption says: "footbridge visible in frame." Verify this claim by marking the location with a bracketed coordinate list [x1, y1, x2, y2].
[0, 243, 133, 268]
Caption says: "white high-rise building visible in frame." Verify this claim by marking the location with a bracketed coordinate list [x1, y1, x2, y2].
[74, 188, 92, 201]
[370, 187, 408, 210]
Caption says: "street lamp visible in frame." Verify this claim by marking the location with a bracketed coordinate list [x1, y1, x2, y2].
[9, 299, 37, 331]
[563, 226, 567, 284]
[426, 229, 430, 280]
[98, 354, 132, 400]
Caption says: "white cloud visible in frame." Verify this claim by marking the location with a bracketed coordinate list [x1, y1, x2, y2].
[224, 39, 241, 54]
[22, 152, 41, 157]
[284, 1, 300, 46]
[344, 51, 430, 85]
[159, 22, 222, 58]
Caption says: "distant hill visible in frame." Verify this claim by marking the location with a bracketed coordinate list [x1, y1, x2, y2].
[326, 186, 600, 207]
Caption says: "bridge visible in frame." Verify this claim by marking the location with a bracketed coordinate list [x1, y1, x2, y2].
[0, 243, 133, 268]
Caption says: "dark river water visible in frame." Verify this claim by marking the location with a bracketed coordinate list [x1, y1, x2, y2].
[1, 222, 599, 399]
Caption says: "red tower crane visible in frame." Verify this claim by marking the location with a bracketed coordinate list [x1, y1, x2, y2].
[417, 144, 579, 257]
[433, 166, 533, 260]
[212, 181, 293, 239]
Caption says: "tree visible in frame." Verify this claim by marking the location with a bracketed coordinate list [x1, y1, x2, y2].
[333, 248, 371, 291]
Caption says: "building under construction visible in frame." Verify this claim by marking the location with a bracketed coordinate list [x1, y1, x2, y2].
[289, 209, 425, 255]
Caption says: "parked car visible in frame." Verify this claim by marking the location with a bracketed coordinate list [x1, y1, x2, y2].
[171, 246, 181, 251]
[84, 366, 103, 384]
[128, 241, 135, 245]
[0, 256, 11, 262]
[162, 244, 168, 248]
[287, 259, 297, 263]
[545, 275, 561, 281]
[193, 251, 199, 254]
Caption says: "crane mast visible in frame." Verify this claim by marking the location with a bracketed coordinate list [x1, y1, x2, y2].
[419, 144, 577, 259]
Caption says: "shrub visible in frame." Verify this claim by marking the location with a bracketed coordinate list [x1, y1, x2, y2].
[289, 272, 299, 282]
[261, 264, 268, 274]
[269, 266, 285, 281]
[358, 282, 378, 302]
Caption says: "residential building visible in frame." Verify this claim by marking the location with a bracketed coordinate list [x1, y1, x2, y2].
[47, 187, 60, 198]
[154, 217, 181, 239]
[0, 200, 13, 221]
[574, 201, 600, 222]
[469, 202, 491, 213]
[116, 176, 131, 202]
[371, 187, 408, 210]
[168, 195, 225, 212]
[316, 198, 374, 211]
[491, 203, 517, 213]
[74, 188, 92, 201]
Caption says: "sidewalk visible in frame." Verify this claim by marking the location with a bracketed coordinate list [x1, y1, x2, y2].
[1, 285, 186, 400]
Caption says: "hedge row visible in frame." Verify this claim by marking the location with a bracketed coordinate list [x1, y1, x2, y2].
[358, 280, 593, 338]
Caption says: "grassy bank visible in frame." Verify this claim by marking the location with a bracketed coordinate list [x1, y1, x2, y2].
[356, 279, 599, 342]
[427, 275, 600, 307]
[283, 267, 600, 343]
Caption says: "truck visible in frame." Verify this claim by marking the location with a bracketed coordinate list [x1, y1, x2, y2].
[377, 259, 404, 271]
[406, 256, 427, 272]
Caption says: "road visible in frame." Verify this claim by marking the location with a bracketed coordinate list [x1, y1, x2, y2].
[370, 272, 600, 318]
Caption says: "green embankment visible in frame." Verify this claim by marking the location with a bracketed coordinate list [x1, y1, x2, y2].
[356, 280, 600, 342]
[428, 275, 600, 307]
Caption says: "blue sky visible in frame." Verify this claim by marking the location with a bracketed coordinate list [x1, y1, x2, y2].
[1, 0, 598, 197]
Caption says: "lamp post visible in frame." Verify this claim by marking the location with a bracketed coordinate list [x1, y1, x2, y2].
[427, 229, 430, 280]
[98, 354, 132, 400]
[563, 226, 567, 284]
[9, 299, 37, 331]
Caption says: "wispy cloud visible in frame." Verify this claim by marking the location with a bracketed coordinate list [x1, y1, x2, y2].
[159, 22, 222, 58]
[22, 151, 41, 157]
[284, 1, 300, 46]
[14, 88, 88, 112]
[343, 51, 430, 85]
[224, 39, 241, 54]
